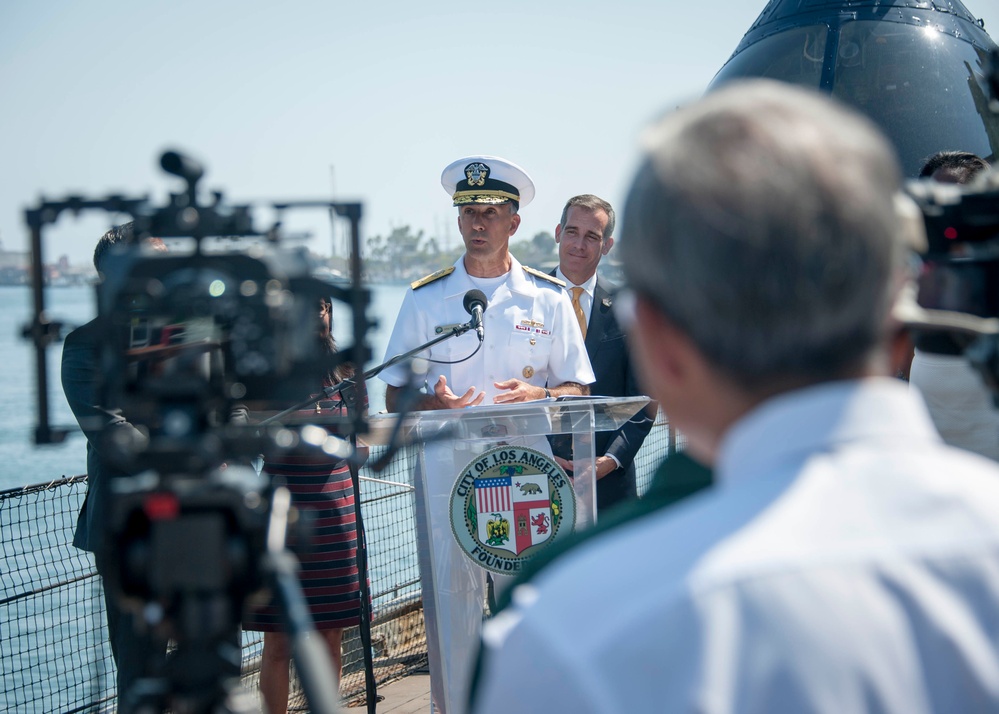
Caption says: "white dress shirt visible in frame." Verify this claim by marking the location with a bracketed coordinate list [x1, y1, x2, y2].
[554, 267, 625, 471]
[555, 267, 598, 326]
[475, 378, 999, 714]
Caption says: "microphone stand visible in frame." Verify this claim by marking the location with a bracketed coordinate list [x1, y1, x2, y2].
[337, 318, 477, 472]
[258, 318, 478, 426]
[345, 406, 379, 714]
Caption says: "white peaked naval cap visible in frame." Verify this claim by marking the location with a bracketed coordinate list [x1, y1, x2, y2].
[441, 155, 535, 209]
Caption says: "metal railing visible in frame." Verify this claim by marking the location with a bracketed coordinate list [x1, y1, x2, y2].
[0, 418, 671, 712]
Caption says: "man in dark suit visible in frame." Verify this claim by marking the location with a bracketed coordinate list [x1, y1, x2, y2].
[62, 223, 169, 704]
[550, 194, 655, 512]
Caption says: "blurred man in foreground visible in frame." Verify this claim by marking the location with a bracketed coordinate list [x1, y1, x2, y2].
[472, 80, 999, 713]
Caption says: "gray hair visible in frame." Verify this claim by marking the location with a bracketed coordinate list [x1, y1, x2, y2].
[620, 79, 905, 388]
[559, 194, 616, 239]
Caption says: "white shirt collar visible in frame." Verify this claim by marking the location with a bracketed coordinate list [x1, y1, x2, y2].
[447, 253, 528, 299]
[555, 267, 597, 295]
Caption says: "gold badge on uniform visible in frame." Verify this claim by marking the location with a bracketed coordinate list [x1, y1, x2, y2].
[522, 366, 535, 379]
[465, 162, 489, 187]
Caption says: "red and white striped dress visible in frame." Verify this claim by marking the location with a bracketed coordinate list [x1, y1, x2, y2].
[243, 393, 361, 631]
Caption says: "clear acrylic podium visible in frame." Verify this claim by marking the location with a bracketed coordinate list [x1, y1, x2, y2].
[371, 396, 649, 713]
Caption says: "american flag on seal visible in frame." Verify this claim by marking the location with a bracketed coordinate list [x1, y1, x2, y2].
[474, 473, 553, 555]
[475, 476, 512, 513]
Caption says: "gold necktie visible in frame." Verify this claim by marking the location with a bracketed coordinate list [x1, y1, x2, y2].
[570, 286, 587, 338]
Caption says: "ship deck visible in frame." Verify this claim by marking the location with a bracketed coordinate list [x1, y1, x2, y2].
[371, 671, 431, 712]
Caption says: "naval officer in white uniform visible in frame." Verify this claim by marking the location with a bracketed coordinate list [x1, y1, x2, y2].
[381, 155, 594, 411]
[378, 156, 595, 714]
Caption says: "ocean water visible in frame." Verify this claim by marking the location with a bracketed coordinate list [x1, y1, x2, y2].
[0, 282, 409, 492]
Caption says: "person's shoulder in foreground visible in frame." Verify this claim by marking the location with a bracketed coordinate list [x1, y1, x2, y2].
[471, 78, 999, 713]
[476, 379, 999, 712]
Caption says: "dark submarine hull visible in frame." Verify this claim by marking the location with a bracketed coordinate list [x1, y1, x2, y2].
[709, 0, 999, 175]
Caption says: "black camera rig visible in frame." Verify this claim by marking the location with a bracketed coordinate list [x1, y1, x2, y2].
[23, 150, 375, 714]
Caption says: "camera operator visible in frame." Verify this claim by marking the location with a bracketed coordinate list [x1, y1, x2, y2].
[61, 222, 169, 702]
[907, 151, 999, 460]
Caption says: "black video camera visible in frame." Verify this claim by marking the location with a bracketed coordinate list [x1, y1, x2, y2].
[906, 173, 999, 320]
[904, 168, 999, 402]
[96, 235, 352, 475]
[25, 150, 369, 713]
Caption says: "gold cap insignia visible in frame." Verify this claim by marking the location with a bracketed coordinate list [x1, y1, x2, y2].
[465, 162, 489, 187]
[522, 365, 535, 379]
[443, 155, 534, 208]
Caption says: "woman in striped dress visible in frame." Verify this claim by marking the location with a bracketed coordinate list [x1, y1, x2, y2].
[244, 296, 365, 714]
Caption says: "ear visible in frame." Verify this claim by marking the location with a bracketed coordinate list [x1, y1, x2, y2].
[509, 212, 521, 236]
[634, 296, 694, 388]
[555, 223, 562, 243]
[601, 236, 614, 256]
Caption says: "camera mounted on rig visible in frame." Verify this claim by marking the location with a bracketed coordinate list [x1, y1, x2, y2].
[94, 151, 366, 477]
[24, 149, 370, 714]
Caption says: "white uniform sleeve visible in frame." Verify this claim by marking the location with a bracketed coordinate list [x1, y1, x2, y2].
[378, 288, 432, 388]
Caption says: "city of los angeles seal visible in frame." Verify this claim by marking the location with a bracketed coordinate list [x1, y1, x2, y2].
[449, 446, 576, 574]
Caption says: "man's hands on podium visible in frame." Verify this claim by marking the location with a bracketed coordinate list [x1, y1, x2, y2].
[385, 377, 587, 412]
[384, 376, 485, 412]
[492, 379, 588, 404]
[492, 378, 547, 404]
[431, 376, 546, 407]
[433, 375, 485, 409]
[554, 454, 617, 480]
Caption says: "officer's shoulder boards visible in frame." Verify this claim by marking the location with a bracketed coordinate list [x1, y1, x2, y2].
[410, 266, 455, 290]
[522, 265, 565, 288]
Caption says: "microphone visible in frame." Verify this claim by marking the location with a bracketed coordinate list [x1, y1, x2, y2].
[463, 289, 487, 342]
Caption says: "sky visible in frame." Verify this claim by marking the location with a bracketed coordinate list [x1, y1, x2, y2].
[3, 0, 999, 266]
